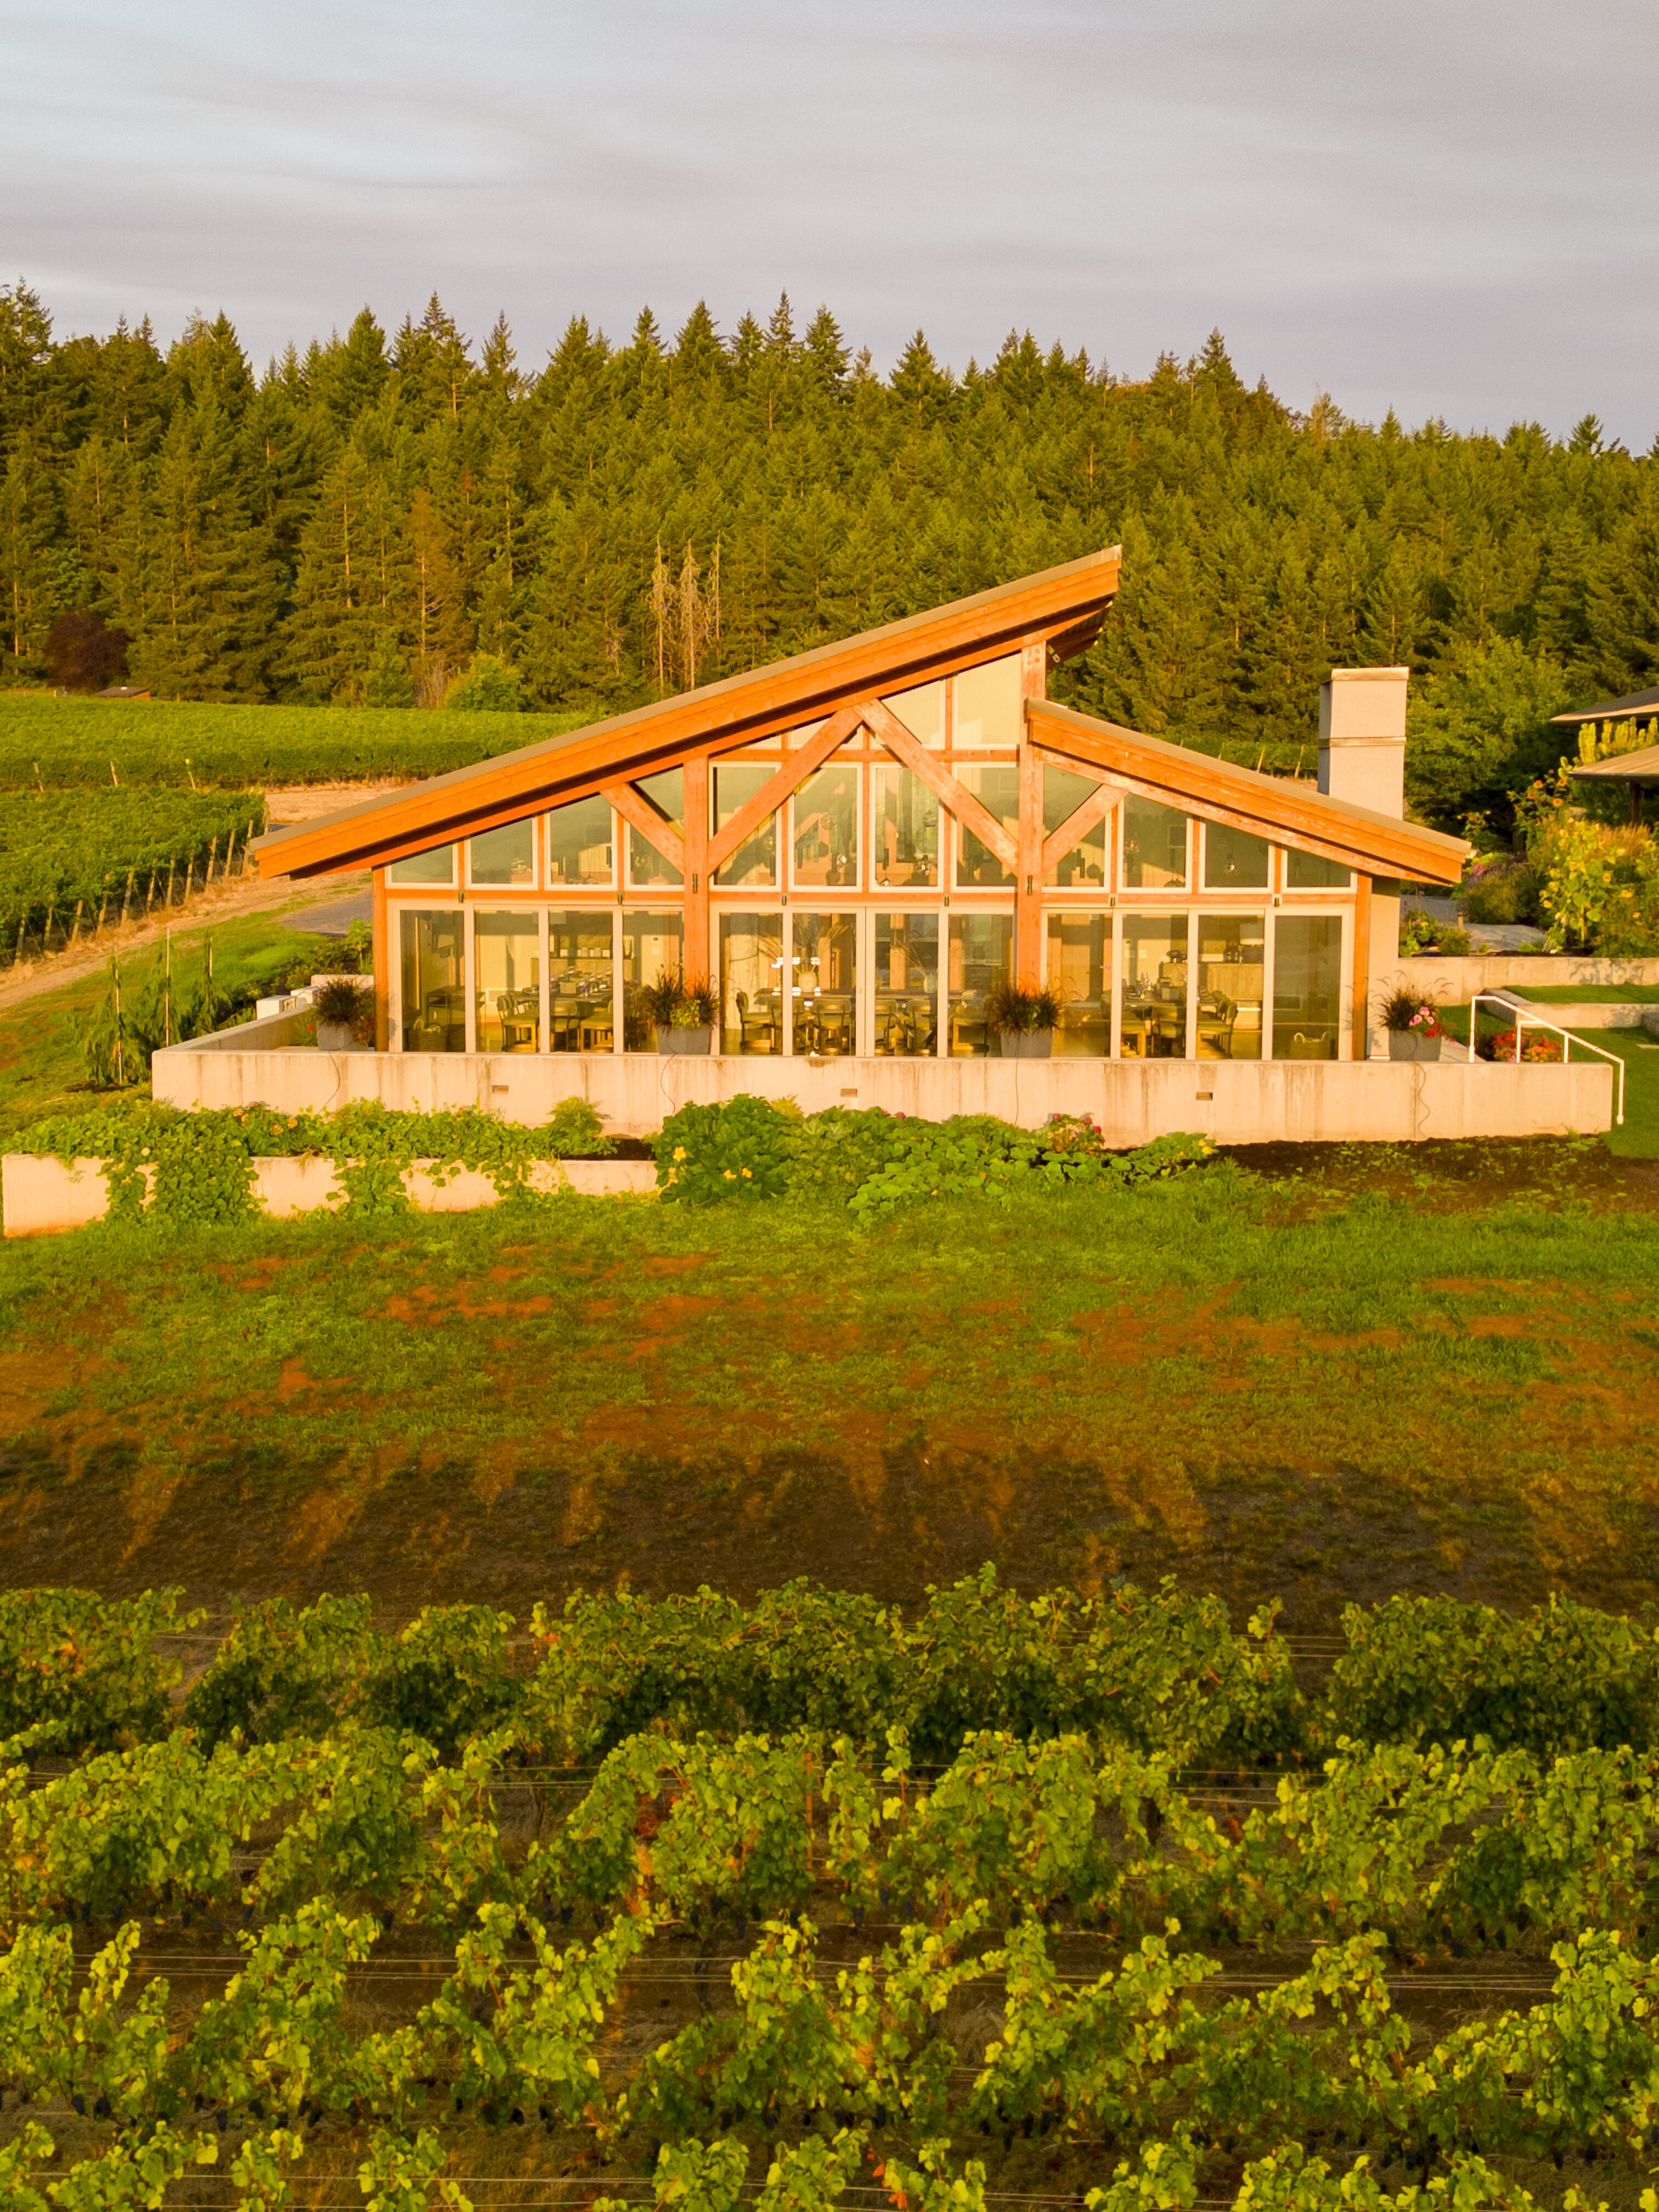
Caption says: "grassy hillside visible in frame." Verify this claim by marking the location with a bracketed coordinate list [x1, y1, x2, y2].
[0, 695, 588, 788]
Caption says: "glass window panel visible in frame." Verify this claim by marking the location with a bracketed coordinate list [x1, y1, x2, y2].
[474, 911, 541, 1053]
[1286, 847, 1352, 889]
[871, 760, 939, 888]
[1204, 821, 1270, 890]
[547, 911, 614, 1053]
[952, 656, 1022, 748]
[399, 909, 465, 1050]
[1046, 912, 1109, 1057]
[1043, 764, 1109, 889]
[469, 819, 535, 888]
[713, 763, 777, 887]
[880, 679, 944, 749]
[621, 910, 685, 1051]
[628, 769, 685, 888]
[785, 719, 826, 749]
[791, 912, 857, 1056]
[1273, 915, 1344, 1060]
[387, 844, 455, 888]
[874, 913, 939, 1057]
[1120, 796, 1188, 889]
[545, 793, 613, 887]
[946, 912, 1012, 1057]
[720, 911, 783, 1054]
[954, 763, 1019, 889]
[1196, 913, 1265, 1062]
[1119, 914, 1189, 1060]
[791, 761, 860, 889]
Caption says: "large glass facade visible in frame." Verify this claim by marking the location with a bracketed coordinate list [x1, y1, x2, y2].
[628, 769, 684, 889]
[1286, 848, 1352, 889]
[881, 679, 945, 748]
[713, 764, 777, 887]
[946, 912, 1012, 1056]
[1273, 915, 1344, 1060]
[1121, 914, 1190, 1059]
[470, 820, 535, 888]
[1043, 765, 1109, 889]
[622, 911, 684, 1049]
[474, 911, 541, 1052]
[1204, 822, 1269, 891]
[399, 909, 465, 1050]
[953, 656, 1022, 747]
[388, 844, 456, 888]
[954, 765, 1019, 889]
[871, 761, 938, 888]
[1046, 912, 1109, 1057]
[874, 915, 938, 1056]
[720, 912, 783, 1053]
[791, 912, 857, 1055]
[1121, 797, 1188, 890]
[791, 761, 860, 889]
[1196, 914, 1265, 1060]
[546, 913, 614, 1051]
[546, 795, 613, 887]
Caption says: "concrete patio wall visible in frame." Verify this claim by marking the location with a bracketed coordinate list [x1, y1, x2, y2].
[150, 1038, 1616, 1146]
[1, 1153, 657, 1237]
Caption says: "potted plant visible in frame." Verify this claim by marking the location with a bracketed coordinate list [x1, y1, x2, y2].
[985, 980, 1063, 1060]
[1376, 981, 1443, 1062]
[313, 975, 376, 1052]
[641, 969, 719, 1054]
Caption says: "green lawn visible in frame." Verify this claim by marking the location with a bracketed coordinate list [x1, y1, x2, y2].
[0, 904, 343, 1146]
[1436, 1000, 1659, 1157]
[1, 1166, 1656, 1628]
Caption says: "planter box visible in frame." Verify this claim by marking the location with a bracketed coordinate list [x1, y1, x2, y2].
[656, 1026, 713, 1056]
[1386, 1031, 1442, 1062]
[316, 1022, 373, 1053]
[996, 1030, 1054, 1060]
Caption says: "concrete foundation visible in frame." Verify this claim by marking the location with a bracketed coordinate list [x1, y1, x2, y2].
[1391, 953, 1659, 1000]
[149, 1034, 1616, 1146]
[2, 1153, 657, 1237]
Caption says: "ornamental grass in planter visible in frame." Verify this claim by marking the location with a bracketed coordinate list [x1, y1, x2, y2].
[1376, 981, 1444, 1062]
[985, 981, 1063, 1059]
[641, 969, 718, 1054]
[313, 975, 376, 1052]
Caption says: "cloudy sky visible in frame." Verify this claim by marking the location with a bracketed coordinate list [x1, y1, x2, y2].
[6, 0, 1656, 443]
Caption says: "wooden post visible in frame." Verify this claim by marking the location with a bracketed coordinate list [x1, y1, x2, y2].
[1015, 637, 1048, 987]
[120, 870, 134, 928]
[42, 899, 56, 956]
[682, 752, 710, 981]
[68, 899, 84, 949]
[373, 866, 390, 1051]
[207, 835, 219, 886]
[165, 855, 176, 911]
[1351, 876, 1372, 1060]
[95, 887, 109, 934]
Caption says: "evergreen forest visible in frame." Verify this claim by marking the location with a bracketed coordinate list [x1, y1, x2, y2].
[3, 281, 1656, 828]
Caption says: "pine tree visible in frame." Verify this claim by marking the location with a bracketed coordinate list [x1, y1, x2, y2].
[0, 438, 64, 675]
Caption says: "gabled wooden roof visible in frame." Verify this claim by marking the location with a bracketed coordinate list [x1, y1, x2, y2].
[255, 546, 1122, 880]
[1551, 686, 1659, 725]
[1028, 700, 1468, 884]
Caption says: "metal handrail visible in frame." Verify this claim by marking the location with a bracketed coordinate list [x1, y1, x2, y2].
[1468, 992, 1626, 1126]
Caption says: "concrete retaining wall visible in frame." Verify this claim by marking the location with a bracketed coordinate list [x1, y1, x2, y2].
[1392, 953, 1659, 999]
[1, 1154, 657, 1237]
[149, 1039, 1616, 1146]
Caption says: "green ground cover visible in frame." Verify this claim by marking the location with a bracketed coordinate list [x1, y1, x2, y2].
[0, 906, 343, 1144]
[0, 695, 586, 787]
[0, 1157, 1655, 1627]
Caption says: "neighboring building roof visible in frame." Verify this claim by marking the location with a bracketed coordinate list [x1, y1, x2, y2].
[1571, 743, 1659, 784]
[1028, 700, 1468, 884]
[1551, 686, 1659, 725]
[255, 547, 1122, 879]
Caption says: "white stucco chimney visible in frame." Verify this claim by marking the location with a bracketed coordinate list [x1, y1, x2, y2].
[1318, 667, 1409, 817]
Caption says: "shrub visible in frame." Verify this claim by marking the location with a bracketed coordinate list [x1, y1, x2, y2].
[1461, 861, 1541, 926]
[442, 653, 526, 713]
[1477, 1024, 1563, 1064]
[656, 1094, 795, 1203]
